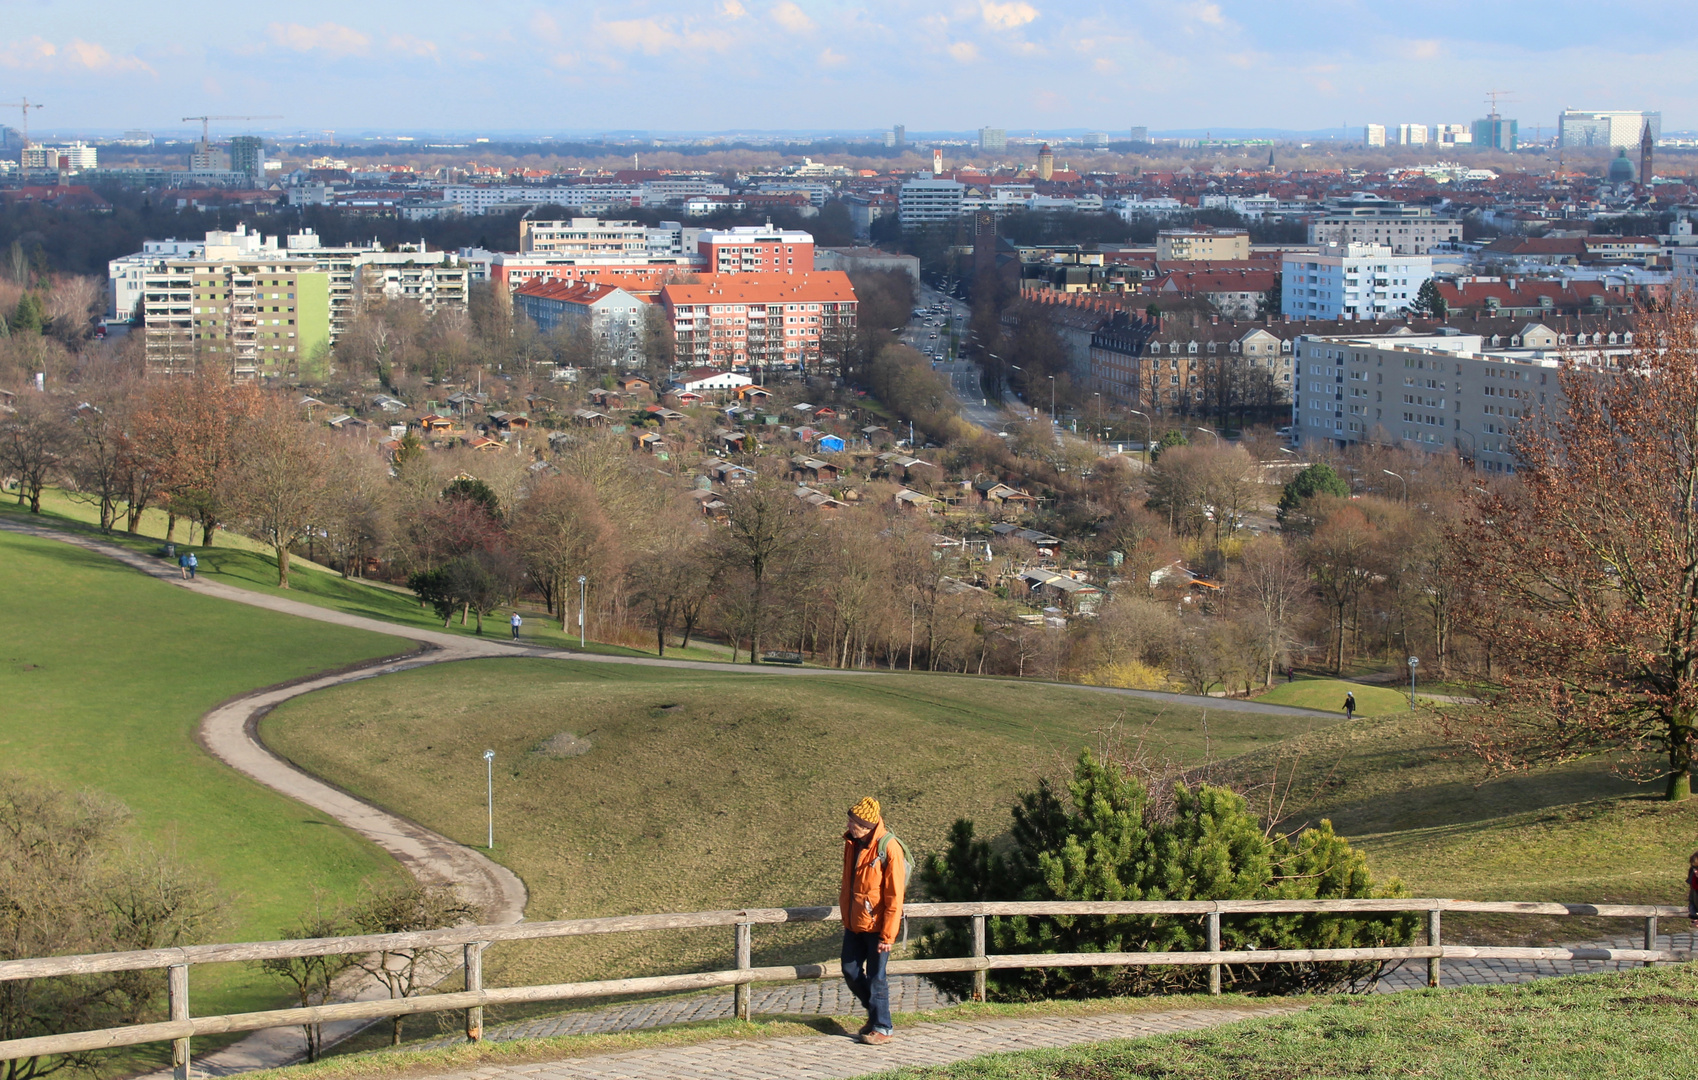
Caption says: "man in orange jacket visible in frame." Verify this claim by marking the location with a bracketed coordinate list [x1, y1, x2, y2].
[840, 795, 905, 1045]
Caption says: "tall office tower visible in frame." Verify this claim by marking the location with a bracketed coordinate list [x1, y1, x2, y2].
[1396, 124, 1428, 146]
[228, 136, 264, 179]
[978, 127, 1007, 152]
[1364, 124, 1386, 147]
[1129, 126, 1149, 143]
[1472, 114, 1518, 150]
[1558, 110, 1661, 148]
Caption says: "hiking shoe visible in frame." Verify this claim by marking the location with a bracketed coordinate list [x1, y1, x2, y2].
[856, 1022, 877, 1037]
[860, 1032, 895, 1046]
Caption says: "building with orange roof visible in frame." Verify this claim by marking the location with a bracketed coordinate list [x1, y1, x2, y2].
[515, 279, 651, 367]
[660, 272, 857, 372]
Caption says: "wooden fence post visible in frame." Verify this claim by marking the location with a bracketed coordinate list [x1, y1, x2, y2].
[464, 942, 486, 1042]
[1645, 915, 1658, 967]
[1206, 910, 1221, 996]
[971, 915, 987, 1003]
[1427, 909, 1442, 988]
[734, 922, 751, 1021]
[168, 964, 189, 1080]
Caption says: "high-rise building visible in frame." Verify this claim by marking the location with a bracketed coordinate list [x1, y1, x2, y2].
[892, 124, 905, 148]
[1472, 115, 1518, 151]
[1085, 131, 1109, 148]
[1281, 242, 1434, 321]
[1558, 110, 1661, 149]
[21, 142, 96, 170]
[1129, 126, 1149, 143]
[898, 179, 966, 226]
[1396, 124, 1429, 146]
[228, 136, 264, 179]
[978, 127, 1007, 152]
[1364, 124, 1386, 147]
[883, 131, 895, 147]
[1433, 124, 1472, 147]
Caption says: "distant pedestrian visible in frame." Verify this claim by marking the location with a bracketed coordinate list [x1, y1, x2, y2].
[841, 796, 908, 1046]
[186, 552, 198, 579]
[1687, 851, 1698, 926]
[177, 552, 189, 580]
[510, 612, 522, 641]
[1344, 691, 1356, 720]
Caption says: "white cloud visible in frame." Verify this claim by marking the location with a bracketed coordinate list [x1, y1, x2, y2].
[1188, 2, 1225, 26]
[598, 18, 682, 53]
[388, 34, 439, 58]
[981, 2, 1038, 31]
[771, 2, 815, 33]
[268, 22, 371, 56]
[819, 46, 847, 66]
[0, 35, 155, 76]
[721, 0, 749, 17]
[948, 40, 980, 62]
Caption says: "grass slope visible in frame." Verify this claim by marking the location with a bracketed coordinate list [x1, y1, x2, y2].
[260, 659, 1330, 1001]
[0, 496, 729, 662]
[0, 526, 411, 1016]
[865, 966, 1698, 1079]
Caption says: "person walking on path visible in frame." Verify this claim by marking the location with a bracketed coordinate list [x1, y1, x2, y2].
[186, 552, 198, 580]
[1344, 691, 1356, 720]
[177, 552, 189, 580]
[510, 611, 522, 641]
[840, 796, 906, 1046]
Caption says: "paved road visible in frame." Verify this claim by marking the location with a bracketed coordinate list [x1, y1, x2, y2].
[413, 1006, 1301, 1080]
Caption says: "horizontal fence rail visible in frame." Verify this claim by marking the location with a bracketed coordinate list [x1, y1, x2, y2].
[0, 899, 1686, 1071]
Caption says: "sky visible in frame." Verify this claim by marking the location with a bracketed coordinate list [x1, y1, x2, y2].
[4, 0, 1696, 138]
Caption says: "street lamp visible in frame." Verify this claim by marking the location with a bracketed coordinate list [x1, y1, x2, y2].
[1407, 656, 1420, 711]
[1092, 392, 1101, 445]
[1128, 408, 1153, 464]
[577, 575, 588, 650]
[1195, 426, 1221, 443]
[483, 749, 495, 849]
[1382, 468, 1407, 504]
[1047, 375, 1056, 428]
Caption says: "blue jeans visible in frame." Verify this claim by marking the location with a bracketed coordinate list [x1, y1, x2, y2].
[841, 931, 892, 1034]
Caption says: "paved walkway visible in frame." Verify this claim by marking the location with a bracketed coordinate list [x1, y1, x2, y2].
[415, 1006, 1300, 1080]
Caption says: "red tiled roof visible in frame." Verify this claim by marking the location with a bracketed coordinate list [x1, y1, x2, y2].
[661, 271, 857, 306]
[514, 278, 648, 305]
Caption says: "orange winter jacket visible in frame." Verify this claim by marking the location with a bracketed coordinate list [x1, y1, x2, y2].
[840, 821, 906, 944]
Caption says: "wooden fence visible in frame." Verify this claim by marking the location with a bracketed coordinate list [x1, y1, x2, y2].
[0, 898, 1684, 1078]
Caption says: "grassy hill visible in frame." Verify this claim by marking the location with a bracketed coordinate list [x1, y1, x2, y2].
[0, 525, 411, 1018]
[260, 658, 1332, 996]
[1251, 676, 1412, 717]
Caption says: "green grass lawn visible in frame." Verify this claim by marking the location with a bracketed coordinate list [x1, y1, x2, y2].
[0, 527, 414, 1025]
[260, 658, 1329, 1021]
[866, 966, 1698, 1079]
[1252, 677, 1412, 717]
[0, 495, 731, 663]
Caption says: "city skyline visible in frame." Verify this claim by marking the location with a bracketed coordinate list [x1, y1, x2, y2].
[2, 0, 1695, 135]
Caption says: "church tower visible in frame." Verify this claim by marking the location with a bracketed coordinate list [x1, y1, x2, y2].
[1640, 120, 1655, 189]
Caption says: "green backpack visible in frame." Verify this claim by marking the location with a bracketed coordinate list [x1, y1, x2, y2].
[875, 832, 915, 900]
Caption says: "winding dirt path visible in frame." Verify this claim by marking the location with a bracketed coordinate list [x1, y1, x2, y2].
[0, 515, 1333, 1074]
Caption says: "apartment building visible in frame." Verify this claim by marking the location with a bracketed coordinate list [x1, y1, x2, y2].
[520, 218, 651, 256]
[515, 279, 650, 366]
[660, 272, 857, 372]
[443, 184, 642, 215]
[1396, 124, 1429, 146]
[697, 224, 816, 274]
[1155, 228, 1250, 261]
[1292, 325, 1636, 471]
[1281, 243, 1434, 320]
[1307, 196, 1461, 254]
[131, 225, 467, 377]
[1559, 110, 1661, 148]
[142, 258, 330, 379]
[1364, 124, 1386, 148]
[979, 127, 1008, 152]
[898, 179, 966, 226]
[21, 142, 97, 170]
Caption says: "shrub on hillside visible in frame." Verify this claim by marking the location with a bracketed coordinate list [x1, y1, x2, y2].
[916, 751, 1415, 999]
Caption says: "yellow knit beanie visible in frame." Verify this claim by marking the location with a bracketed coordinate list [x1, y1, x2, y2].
[848, 796, 882, 824]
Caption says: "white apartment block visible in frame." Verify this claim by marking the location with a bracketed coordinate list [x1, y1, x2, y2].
[1558, 110, 1661, 148]
[898, 179, 966, 226]
[109, 238, 206, 320]
[1396, 124, 1429, 146]
[443, 184, 642, 215]
[22, 142, 97, 169]
[1434, 124, 1473, 147]
[1364, 124, 1386, 147]
[1307, 200, 1461, 255]
[519, 218, 650, 256]
[1282, 243, 1434, 321]
[1292, 328, 1635, 472]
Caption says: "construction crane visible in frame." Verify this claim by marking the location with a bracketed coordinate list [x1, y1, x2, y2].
[1, 97, 44, 149]
[180, 114, 283, 145]
[1483, 90, 1516, 118]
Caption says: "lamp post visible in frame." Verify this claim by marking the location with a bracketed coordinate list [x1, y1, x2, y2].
[1195, 425, 1221, 444]
[1383, 468, 1407, 504]
[1047, 375, 1056, 428]
[577, 575, 588, 649]
[1407, 656, 1419, 711]
[1092, 392, 1101, 445]
[483, 749, 495, 849]
[1129, 408, 1153, 464]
